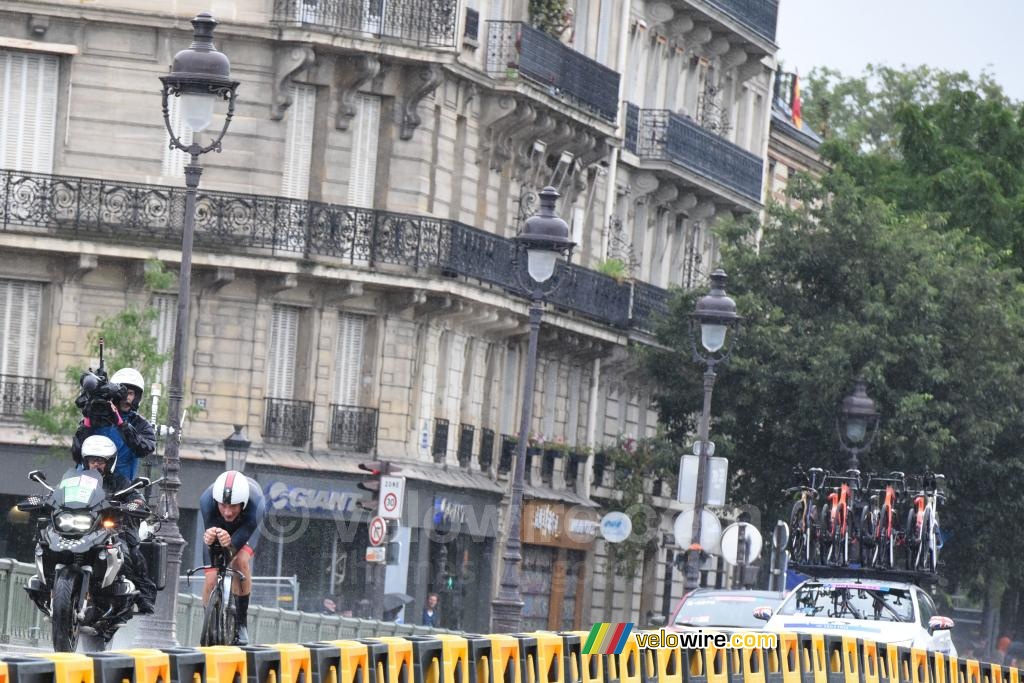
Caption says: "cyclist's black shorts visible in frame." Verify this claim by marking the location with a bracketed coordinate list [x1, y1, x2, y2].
[202, 530, 260, 568]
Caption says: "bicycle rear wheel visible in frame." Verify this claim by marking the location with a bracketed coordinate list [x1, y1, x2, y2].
[788, 501, 807, 562]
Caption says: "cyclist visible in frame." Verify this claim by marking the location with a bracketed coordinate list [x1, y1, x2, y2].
[79, 435, 158, 614]
[199, 470, 265, 645]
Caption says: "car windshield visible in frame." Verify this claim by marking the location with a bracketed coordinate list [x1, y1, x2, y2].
[675, 594, 777, 628]
[778, 582, 915, 623]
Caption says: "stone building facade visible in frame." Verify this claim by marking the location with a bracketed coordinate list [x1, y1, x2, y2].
[0, 0, 779, 628]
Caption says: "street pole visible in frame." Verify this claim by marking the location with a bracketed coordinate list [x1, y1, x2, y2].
[491, 299, 542, 633]
[685, 365, 717, 590]
[135, 154, 201, 647]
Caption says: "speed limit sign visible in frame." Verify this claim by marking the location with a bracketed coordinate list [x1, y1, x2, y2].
[369, 516, 387, 547]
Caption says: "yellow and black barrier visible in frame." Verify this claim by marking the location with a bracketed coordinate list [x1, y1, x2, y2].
[0, 632, 1020, 683]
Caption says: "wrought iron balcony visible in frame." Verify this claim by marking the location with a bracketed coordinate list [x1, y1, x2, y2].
[328, 404, 378, 453]
[0, 169, 670, 332]
[272, 0, 457, 48]
[457, 423, 474, 468]
[486, 21, 620, 123]
[479, 428, 495, 471]
[625, 103, 764, 205]
[705, 0, 779, 44]
[0, 375, 50, 418]
[263, 397, 314, 447]
[498, 434, 516, 474]
[432, 417, 449, 462]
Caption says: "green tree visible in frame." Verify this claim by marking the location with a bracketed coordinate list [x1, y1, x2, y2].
[25, 260, 175, 450]
[643, 171, 1024, 590]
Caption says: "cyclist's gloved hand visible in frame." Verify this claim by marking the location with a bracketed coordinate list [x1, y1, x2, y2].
[216, 529, 231, 547]
[204, 528, 222, 546]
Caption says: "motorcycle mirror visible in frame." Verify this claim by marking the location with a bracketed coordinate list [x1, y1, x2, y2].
[27, 470, 45, 482]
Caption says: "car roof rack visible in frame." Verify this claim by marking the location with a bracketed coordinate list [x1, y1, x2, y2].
[789, 563, 940, 587]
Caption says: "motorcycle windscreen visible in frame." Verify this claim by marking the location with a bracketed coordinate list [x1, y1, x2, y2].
[54, 468, 106, 509]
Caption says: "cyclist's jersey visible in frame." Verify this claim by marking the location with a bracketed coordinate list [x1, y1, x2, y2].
[199, 476, 266, 552]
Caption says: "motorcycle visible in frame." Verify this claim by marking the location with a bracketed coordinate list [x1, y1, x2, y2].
[17, 467, 157, 652]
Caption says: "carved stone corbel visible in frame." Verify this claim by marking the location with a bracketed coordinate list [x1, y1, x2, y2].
[400, 63, 443, 140]
[738, 61, 765, 84]
[385, 288, 428, 315]
[271, 44, 316, 120]
[413, 294, 457, 321]
[512, 111, 557, 180]
[490, 100, 536, 170]
[335, 55, 381, 130]
[706, 37, 731, 57]
[692, 199, 717, 221]
[645, 2, 675, 32]
[666, 16, 694, 41]
[481, 314, 529, 338]
[461, 82, 480, 116]
[684, 25, 712, 51]
[722, 47, 748, 70]
[673, 191, 699, 217]
[654, 181, 679, 206]
[543, 120, 579, 162]
[259, 273, 298, 296]
[629, 171, 660, 200]
[66, 254, 98, 283]
[200, 267, 236, 295]
[323, 281, 365, 307]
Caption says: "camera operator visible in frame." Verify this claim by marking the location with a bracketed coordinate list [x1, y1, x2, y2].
[71, 367, 156, 481]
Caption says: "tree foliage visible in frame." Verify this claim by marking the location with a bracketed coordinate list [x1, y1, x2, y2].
[25, 260, 176, 450]
[643, 169, 1024, 589]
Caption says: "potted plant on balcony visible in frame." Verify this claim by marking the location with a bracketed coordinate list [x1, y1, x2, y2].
[596, 258, 630, 283]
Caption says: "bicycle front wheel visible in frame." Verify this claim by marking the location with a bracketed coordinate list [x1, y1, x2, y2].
[201, 583, 224, 647]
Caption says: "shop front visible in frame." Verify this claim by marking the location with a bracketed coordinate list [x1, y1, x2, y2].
[520, 498, 600, 631]
[402, 479, 502, 633]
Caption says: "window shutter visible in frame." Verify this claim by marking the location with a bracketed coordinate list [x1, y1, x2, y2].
[347, 94, 380, 208]
[333, 312, 365, 405]
[0, 50, 59, 173]
[161, 96, 193, 178]
[0, 279, 42, 377]
[282, 84, 316, 200]
[150, 294, 177, 385]
[267, 305, 299, 398]
[595, 1, 612, 64]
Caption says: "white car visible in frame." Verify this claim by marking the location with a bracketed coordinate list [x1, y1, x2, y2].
[756, 577, 957, 656]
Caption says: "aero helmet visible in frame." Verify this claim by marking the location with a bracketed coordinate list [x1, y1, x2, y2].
[212, 470, 250, 509]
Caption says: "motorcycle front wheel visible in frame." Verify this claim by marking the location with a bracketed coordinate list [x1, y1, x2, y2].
[51, 573, 81, 653]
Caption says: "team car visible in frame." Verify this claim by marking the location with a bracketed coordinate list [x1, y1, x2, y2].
[661, 588, 787, 632]
[756, 577, 956, 656]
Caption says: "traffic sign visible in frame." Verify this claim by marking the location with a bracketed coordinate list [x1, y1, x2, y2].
[673, 509, 723, 555]
[379, 475, 405, 520]
[720, 522, 763, 565]
[368, 516, 388, 546]
[677, 455, 728, 506]
[365, 546, 386, 563]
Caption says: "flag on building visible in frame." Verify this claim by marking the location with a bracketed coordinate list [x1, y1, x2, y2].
[791, 70, 803, 129]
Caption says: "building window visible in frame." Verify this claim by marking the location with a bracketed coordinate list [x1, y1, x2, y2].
[0, 50, 59, 174]
[161, 95, 193, 178]
[282, 84, 316, 200]
[333, 312, 365, 405]
[267, 305, 300, 399]
[150, 293, 176, 386]
[0, 279, 42, 378]
[348, 94, 380, 208]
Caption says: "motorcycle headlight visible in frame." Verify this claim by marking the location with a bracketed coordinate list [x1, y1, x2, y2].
[56, 513, 94, 533]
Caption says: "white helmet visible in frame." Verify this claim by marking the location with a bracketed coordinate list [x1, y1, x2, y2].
[213, 471, 250, 509]
[81, 435, 118, 472]
[110, 368, 145, 409]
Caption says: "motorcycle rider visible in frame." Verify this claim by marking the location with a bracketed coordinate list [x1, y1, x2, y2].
[80, 435, 158, 614]
[71, 367, 155, 481]
[200, 470, 266, 646]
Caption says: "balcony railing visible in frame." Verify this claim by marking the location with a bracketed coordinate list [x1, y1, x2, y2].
[486, 21, 620, 123]
[498, 434, 516, 474]
[263, 397, 314, 447]
[0, 169, 670, 332]
[625, 103, 764, 204]
[457, 424, 474, 468]
[0, 374, 50, 418]
[479, 428, 495, 471]
[328, 404, 378, 453]
[272, 0, 457, 47]
[706, 0, 779, 43]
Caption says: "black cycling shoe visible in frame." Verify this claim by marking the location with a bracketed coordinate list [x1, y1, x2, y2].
[232, 626, 249, 646]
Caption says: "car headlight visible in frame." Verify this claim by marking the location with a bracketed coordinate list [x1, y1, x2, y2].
[56, 513, 93, 533]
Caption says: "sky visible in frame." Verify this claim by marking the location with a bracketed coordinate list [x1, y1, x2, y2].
[775, 0, 1024, 101]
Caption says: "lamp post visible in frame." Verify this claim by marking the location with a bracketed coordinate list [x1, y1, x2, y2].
[683, 268, 741, 590]
[837, 380, 880, 471]
[137, 12, 238, 647]
[223, 425, 252, 473]
[491, 187, 575, 633]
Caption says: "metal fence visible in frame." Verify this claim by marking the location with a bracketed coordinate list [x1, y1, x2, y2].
[328, 405, 379, 453]
[0, 375, 50, 418]
[0, 558, 451, 648]
[0, 169, 671, 332]
[263, 397, 315, 447]
[272, 0, 458, 47]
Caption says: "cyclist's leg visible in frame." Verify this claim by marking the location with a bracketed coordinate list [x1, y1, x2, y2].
[228, 538, 257, 645]
[202, 542, 217, 604]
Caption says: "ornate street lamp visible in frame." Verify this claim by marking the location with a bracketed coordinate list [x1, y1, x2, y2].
[683, 268, 741, 590]
[837, 380, 880, 470]
[223, 425, 252, 473]
[137, 12, 238, 647]
[491, 187, 575, 633]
